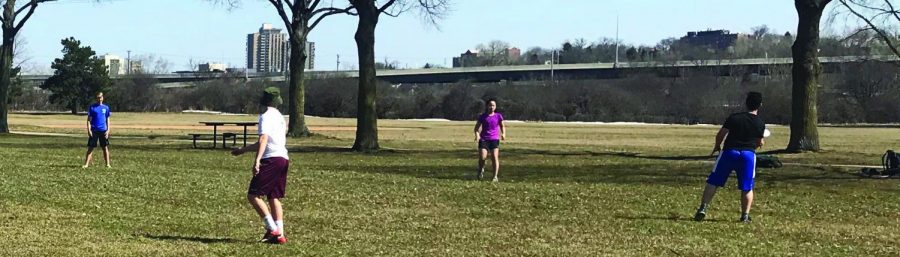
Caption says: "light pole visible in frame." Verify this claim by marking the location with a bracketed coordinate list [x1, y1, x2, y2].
[614, 14, 619, 68]
[550, 50, 558, 83]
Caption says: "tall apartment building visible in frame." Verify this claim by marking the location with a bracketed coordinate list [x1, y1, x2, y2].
[246, 23, 315, 72]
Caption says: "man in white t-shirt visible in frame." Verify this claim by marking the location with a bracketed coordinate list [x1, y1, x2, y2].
[232, 87, 290, 244]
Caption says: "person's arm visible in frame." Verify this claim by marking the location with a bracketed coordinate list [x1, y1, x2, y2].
[105, 116, 110, 139]
[231, 135, 269, 176]
[232, 142, 259, 156]
[473, 119, 482, 142]
[86, 115, 92, 137]
[500, 119, 506, 141]
[712, 127, 728, 156]
[756, 125, 766, 149]
[252, 134, 269, 175]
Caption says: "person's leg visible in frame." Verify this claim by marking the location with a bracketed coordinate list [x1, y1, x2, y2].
[83, 147, 94, 168]
[491, 147, 500, 182]
[741, 190, 753, 217]
[269, 197, 283, 233]
[737, 150, 757, 222]
[84, 134, 98, 168]
[248, 194, 271, 219]
[477, 148, 488, 179]
[102, 146, 111, 168]
[700, 183, 719, 206]
[248, 194, 277, 234]
[696, 150, 734, 221]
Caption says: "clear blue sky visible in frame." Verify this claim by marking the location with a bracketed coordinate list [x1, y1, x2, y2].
[18, 0, 855, 73]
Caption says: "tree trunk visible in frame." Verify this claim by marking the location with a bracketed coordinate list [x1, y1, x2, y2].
[352, 2, 380, 151]
[0, 30, 12, 133]
[788, 0, 830, 152]
[70, 101, 78, 115]
[287, 31, 310, 137]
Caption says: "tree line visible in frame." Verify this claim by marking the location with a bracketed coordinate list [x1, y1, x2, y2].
[12, 58, 900, 125]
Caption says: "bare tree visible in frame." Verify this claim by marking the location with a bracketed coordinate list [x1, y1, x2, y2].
[347, 0, 449, 151]
[476, 40, 511, 66]
[836, 0, 900, 58]
[212, 0, 352, 137]
[788, 0, 832, 152]
[0, 0, 60, 133]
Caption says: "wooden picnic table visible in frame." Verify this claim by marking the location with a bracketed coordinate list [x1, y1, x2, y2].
[198, 121, 258, 148]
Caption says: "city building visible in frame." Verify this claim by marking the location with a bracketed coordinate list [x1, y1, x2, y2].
[199, 62, 227, 72]
[128, 60, 143, 74]
[680, 29, 744, 50]
[99, 54, 125, 75]
[452, 50, 479, 67]
[246, 23, 315, 73]
[506, 47, 521, 61]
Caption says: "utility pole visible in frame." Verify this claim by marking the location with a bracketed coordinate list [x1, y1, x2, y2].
[126, 50, 131, 75]
[336, 54, 340, 71]
[550, 50, 555, 83]
[614, 15, 619, 68]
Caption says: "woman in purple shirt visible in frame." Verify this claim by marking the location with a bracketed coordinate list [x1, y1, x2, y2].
[474, 98, 506, 182]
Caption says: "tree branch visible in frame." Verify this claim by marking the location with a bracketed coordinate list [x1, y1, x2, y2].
[308, 0, 321, 10]
[267, 0, 294, 31]
[310, 6, 354, 30]
[13, 1, 48, 33]
[840, 27, 873, 42]
[839, 0, 900, 60]
[378, 0, 398, 13]
[15, 0, 54, 17]
[311, 6, 353, 16]
[881, 0, 900, 25]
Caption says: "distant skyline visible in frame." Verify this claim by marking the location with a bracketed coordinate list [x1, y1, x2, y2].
[18, 0, 861, 73]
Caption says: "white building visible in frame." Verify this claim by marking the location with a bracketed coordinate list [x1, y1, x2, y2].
[199, 63, 227, 72]
[99, 54, 125, 75]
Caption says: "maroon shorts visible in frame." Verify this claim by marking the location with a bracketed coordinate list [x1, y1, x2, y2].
[247, 157, 290, 198]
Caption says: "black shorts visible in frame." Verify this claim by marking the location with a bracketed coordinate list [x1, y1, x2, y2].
[87, 130, 109, 148]
[478, 140, 500, 150]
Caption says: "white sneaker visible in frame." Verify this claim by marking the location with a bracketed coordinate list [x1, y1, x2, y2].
[492, 177, 499, 182]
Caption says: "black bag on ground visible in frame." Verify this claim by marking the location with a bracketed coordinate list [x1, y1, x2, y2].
[882, 150, 900, 176]
[756, 155, 782, 168]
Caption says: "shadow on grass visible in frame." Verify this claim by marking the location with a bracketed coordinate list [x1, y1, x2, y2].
[11, 112, 82, 116]
[614, 214, 729, 223]
[329, 148, 866, 186]
[0, 140, 202, 152]
[289, 145, 352, 153]
[139, 233, 240, 244]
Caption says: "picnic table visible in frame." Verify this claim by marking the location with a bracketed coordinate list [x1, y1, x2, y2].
[191, 121, 258, 149]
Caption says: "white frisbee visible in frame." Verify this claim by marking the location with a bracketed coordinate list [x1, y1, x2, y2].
[763, 129, 771, 138]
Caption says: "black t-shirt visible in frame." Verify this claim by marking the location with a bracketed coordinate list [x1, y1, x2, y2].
[722, 112, 765, 151]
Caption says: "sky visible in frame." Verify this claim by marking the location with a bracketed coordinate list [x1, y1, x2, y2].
[17, 0, 859, 73]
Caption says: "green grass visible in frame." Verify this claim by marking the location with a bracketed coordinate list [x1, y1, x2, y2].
[1, 113, 899, 256]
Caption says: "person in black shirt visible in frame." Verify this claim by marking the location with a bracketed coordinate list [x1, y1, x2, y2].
[694, 92, 765, 223]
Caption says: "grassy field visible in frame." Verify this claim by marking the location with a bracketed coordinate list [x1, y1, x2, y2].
[1, 112, 898, 256]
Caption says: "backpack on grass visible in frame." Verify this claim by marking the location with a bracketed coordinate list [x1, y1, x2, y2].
[882, 150, 900, 176]
[860, 150, 900, 177]
[756, 155, 783, 168]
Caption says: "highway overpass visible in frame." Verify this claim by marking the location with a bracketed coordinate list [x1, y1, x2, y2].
[20, 55, 898, 86]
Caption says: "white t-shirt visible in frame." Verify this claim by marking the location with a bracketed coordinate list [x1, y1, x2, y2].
[258, 107, 289, 159]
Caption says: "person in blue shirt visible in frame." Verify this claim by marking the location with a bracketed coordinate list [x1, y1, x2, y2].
[83, 92, 112, 168]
